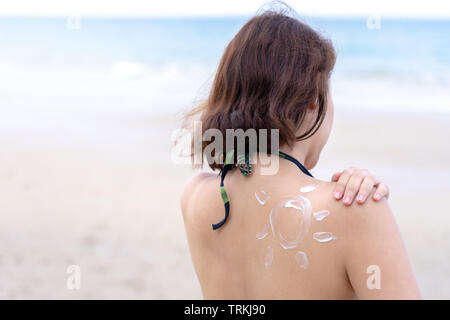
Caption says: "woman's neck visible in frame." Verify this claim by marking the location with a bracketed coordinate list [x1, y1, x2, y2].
[248, 142, 314, 178]
[279, 141, 312, 169]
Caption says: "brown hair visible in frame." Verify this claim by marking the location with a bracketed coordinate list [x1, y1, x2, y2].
[184, 8, 336, 170]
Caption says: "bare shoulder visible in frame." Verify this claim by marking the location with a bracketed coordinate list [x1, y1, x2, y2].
[310, 180, 392, 221]
[301, 180, 396, 240]
[304, 179, 401, 253]
[180, 171, 218, 218]
[342, 187, 395, 232]
[308, 181, 420, 298]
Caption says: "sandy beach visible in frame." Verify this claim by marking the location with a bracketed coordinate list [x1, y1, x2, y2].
[0, 108, 449, 299]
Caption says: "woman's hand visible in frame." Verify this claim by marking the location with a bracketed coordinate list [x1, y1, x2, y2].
[331, 167, 389, 206]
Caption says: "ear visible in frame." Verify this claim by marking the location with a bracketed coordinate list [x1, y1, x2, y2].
[307, 103, 317, 111]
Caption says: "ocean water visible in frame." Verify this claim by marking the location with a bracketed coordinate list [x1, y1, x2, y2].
[0, 16, 449, 143]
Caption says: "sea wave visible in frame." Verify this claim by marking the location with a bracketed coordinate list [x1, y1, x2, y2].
[0, 59, 449, 120]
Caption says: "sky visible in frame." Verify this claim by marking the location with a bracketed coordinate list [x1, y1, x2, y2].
[0, 0, 449, 18]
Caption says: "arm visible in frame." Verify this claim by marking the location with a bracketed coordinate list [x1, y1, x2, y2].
[344, 197, 421, 299]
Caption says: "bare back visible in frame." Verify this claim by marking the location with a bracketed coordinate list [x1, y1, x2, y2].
[181, 161, 420, 299]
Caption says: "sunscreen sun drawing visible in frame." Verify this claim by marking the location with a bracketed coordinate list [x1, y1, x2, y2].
[255, 188, 337, 269]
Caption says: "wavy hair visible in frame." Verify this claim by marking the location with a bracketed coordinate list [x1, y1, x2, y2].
[183, 7, 336, 170]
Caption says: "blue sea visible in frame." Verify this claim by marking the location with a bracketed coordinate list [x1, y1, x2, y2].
[0, 16, 449, 130]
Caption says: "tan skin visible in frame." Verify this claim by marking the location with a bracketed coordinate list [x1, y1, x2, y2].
[181, 92, 421, 299]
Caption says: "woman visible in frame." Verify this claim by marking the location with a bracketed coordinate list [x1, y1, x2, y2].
[180, 10, 420, 299]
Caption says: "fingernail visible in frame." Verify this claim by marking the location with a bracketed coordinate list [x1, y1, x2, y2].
[334, 191, 342, 199]
[357, 194, 365, 202]
[344, 196, 351, 204]
[374, 193, 381, 200]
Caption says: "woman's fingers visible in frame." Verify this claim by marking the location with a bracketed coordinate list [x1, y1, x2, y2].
[355, 175, 376, 204]
[333, 167, 355, 200]
[332, 166, 390, 205]
[331, 171, 342, 182]
[342, 171, 368, 205]
[373, 182, 390, 201]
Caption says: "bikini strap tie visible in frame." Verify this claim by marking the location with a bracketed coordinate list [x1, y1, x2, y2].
[212, 150, 312, 230]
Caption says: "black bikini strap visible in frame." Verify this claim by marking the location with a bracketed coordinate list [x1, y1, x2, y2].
[278, 151, 313, 177]
[211, 163, 232, 230]
[211, 150, 235, 230]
